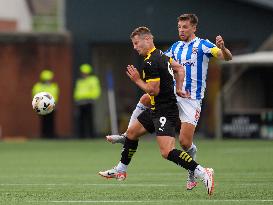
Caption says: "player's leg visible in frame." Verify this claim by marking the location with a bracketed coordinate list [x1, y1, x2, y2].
[180, 122, 197, 158]
[156, 136, 214, 195]
[177, 97, 201, 190]
[179, 122, 198, 190]
[99, 109, 154, 181]
[128, 93, 151, 127]
[156, 135, 175, 158]
[99, 120, 146, 180]
[156, 135, 214, 195]
[177, 98, 201, 155]
[106, 94, 151, 144]
[154, 108, 212, 195]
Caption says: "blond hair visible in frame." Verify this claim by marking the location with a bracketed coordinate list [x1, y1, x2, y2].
[130, 26, 153, 39]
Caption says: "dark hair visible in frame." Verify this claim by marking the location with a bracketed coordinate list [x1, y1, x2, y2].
[177, 14, 198, 26]
[130, 26, 153, 39]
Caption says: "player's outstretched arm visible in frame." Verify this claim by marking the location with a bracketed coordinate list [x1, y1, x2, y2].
[215, 35, 232, 61]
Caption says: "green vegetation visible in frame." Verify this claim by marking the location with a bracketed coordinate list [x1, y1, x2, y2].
[0, 139, 273, 204]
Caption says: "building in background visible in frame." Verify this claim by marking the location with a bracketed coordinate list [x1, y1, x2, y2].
[0, 0, 32, 31]
[216, 0, 273, 138]
[28, 0, 65, 32]
[0, 0, 72, 139]
[0, 0, 65, 32]
[219, 34, 273, 139]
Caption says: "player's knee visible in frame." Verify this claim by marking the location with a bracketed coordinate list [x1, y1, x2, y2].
[139, 94, 151, 107]
[126, 128, 136, 140]
[126, 127, 142, 140]
[160, 148, 172, 159]
[179, 137, 191, 151]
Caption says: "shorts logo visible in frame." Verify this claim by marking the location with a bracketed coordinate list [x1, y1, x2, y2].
[195, 110, 200, 120]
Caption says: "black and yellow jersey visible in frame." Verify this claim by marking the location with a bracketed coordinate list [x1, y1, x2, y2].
[141, 47, 176, 110]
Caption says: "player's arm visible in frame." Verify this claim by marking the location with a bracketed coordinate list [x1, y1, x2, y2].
[126, 65, 159, 96]
[214, 35, 232, 61]
[170, 59, 184, 94]
[170, 59, 190, 98]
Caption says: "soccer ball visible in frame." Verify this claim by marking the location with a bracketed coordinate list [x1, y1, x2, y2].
[32, 92, 55, 115]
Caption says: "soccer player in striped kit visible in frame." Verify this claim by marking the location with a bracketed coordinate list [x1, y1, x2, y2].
[106, 14, 232, 190]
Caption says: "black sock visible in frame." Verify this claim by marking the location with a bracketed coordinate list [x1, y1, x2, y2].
[120, 137, 139, 165]
[167, 149, 198, 171]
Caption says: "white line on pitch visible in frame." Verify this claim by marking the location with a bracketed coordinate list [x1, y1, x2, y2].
[1, 183, 271, 187]
[27, 199, 273, 203]
[0, 183, 180, 187]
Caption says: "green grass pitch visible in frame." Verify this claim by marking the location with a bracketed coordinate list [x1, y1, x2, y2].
[0, 139, 273, 204]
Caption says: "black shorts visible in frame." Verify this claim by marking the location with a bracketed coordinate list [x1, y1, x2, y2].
[137, 105, 179, 137]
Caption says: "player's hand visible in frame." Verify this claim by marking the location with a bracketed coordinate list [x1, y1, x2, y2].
[216, 35, 225, 50]
[176, 89, 190, 98]
[126, 65, 140, 83]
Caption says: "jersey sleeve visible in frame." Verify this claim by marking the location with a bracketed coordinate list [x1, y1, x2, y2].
[143, 57, 160, 83]
[164, 42, 180, 60]
[202, 39, 220, 58]
[164, 46, 173, 58]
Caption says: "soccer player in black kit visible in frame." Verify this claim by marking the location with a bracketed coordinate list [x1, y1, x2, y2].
[99, 27, 214, 195]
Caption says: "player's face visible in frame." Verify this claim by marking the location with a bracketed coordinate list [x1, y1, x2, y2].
[131, 35, 149, 56]
[178, 20, 196, 42]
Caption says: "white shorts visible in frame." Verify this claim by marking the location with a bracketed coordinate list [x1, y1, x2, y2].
[176, 97, 202, 126]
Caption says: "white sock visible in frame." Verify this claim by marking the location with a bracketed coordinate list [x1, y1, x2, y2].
[186, 143, 197, 160]
[116, 161, 128, 172]
[128, 102, 148, 128]
[194, 165, 205, 179]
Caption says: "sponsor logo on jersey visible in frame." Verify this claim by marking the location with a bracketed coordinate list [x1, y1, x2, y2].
[192, 47, 198, 55]
[182, 61, 195, 67]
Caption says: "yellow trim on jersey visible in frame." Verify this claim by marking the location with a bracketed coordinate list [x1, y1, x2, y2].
[144, 47, 156, 60]
[150, 96, 155, 105]
[146, 78, 160, 82]
[169, 58, 173, 63]
[150, 96, 155, 110]
[211, 47, 221, 58]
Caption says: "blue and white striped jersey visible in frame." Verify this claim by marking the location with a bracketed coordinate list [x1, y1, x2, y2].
[164, 37, 219, 100]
